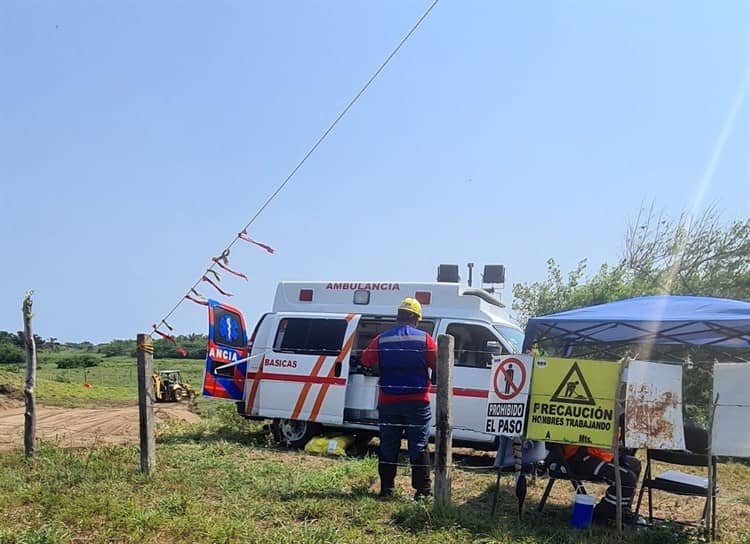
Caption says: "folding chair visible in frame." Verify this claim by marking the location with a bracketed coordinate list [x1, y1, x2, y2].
[537, 444, 601, 512]
[635, 425, 718, 540]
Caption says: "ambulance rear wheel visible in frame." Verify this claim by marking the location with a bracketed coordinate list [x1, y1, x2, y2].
[272, 418, 322, 449]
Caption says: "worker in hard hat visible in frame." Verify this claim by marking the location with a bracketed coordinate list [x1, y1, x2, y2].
[361, 297, 437, 500]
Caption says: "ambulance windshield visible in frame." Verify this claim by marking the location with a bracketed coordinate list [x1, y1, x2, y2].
[493, 324, 524, 354]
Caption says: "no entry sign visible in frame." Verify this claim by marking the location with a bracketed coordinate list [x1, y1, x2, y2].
[485, 354, 532, 437]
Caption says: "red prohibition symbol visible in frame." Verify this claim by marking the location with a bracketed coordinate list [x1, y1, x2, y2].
[493, 357, 527, 400]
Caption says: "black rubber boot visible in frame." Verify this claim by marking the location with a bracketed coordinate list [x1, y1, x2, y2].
[592, 501, 616, 525]
[378, 462, 397, 498]
[411, 450, 432, 499]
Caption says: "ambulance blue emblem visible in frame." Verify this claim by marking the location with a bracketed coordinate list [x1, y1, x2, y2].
[219, 315, 239, 344]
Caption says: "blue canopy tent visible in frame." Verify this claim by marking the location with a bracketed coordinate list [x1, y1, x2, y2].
[519, 295, 750, 537]
[522, 295, 750, 353]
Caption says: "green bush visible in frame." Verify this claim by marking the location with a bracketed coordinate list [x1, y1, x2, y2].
[0, 342, 24, 364]
[56, 355, 101, 369]
[97, 339, 136, 357]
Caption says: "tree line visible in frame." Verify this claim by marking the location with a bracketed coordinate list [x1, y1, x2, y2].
[0, 331, 209, 364]
[513, 206, 749, 325]
[512, 206, 749, 424]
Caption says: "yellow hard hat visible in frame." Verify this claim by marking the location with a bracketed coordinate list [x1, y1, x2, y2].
[398, 297, 422, 320]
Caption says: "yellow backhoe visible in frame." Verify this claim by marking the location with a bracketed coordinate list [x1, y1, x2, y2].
[152, 370, 195, 402]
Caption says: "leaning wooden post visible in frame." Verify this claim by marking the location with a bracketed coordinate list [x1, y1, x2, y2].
[136, 334, 155, 474]
[612, 358, 629, 535]
[22, 292, 37, 459]
[434, 334, 454, 506]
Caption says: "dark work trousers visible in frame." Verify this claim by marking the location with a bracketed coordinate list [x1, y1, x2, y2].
[567, 454, 642, 515]
[377, 400, 432, 494]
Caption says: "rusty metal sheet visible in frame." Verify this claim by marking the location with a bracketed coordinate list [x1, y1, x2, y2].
[624, 360, 686, 450]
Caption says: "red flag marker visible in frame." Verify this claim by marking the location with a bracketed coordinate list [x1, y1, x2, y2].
[202, 275, 233, 296]
[212, 257, 248, 281]
[238, 231, 275, 254]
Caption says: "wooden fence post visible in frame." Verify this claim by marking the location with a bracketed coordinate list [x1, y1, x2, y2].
[435, 334, 454, 506]
[612, 358, 629, 534]
[706, 391, 719, 541]
[22, 292, 36, 459]
[136, 334, 155, 474]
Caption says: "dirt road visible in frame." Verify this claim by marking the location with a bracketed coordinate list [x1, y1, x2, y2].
[0, 399, 200, 450]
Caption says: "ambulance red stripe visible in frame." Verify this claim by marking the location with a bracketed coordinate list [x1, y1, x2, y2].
[245, 372, 346, 386]
[308, 324, 357, 422]
[203, 371, 232, 398]
[245, 356, 265, 414]
[289, 313, 354, 420]
[291, 354, 327, 419]
[429, 386, 488, 399]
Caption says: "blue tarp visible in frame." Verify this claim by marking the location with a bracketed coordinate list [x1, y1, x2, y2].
[522, 295, 750, 351]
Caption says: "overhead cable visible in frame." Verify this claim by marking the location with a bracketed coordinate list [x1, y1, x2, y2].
[151, 0, 442, 333]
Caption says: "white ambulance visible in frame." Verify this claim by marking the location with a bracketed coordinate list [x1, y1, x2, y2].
[202, 280, 525, 450]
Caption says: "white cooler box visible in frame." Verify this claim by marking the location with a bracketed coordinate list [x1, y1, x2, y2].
[344, 374, 379, 410]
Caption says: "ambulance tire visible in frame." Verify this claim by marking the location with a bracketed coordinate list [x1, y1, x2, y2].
[271, 418, 322, 449]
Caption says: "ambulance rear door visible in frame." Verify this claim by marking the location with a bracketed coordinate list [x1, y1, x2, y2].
[245, 312, 361, 425]
[202, 300, 249, 401]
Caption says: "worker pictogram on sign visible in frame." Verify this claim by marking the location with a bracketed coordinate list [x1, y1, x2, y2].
[550, 361, 596, 406]
[485, 354, 533, 437]
[493, 357, 527, 400]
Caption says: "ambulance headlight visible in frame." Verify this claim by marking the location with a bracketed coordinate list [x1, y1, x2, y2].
[353, 290, 370, 305]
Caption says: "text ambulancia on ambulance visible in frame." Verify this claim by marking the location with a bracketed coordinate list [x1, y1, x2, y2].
[202, 269, 525, 449]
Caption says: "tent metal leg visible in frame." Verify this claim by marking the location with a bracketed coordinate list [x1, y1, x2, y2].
[491, 470, 502, 518]
[537, 479, 555, 512]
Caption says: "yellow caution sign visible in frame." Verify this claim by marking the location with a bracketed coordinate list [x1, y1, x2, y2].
[526, 357, 620, 448]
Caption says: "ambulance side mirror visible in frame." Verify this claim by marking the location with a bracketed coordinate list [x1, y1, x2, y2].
[485, 340, 502, 355]
[485, 340, 502, 367]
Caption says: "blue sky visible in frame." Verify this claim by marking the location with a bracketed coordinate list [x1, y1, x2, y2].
[1, 1, 749, 343]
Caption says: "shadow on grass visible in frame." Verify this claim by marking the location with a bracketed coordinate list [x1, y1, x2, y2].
[158, 425, 275, 448]
[389, 476, 655, 543]
[276, 486, 380, 502]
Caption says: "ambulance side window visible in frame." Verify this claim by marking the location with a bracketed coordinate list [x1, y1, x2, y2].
[274, 318, 347, 355]
[446, 323, 505, 368]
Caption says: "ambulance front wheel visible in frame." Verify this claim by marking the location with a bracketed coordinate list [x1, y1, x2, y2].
[271, 418, 322, 449]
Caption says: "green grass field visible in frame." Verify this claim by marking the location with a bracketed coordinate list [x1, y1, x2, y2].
[4, 411, 747, 544]
[1, 356, 749, 543]
[0, 355, 205, 407]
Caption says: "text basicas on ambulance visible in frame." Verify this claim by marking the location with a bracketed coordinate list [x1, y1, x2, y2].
[264, 358, 298, 368]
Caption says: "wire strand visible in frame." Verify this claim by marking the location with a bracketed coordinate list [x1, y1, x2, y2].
[150, 0, 441, 335]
